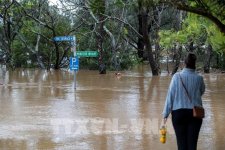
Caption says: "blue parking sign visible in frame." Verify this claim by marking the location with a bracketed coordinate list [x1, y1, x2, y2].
[70, 56, 79, 71]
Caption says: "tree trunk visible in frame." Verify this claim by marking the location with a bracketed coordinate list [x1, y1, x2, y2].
[153, 6, 162, 74]
[103, 26, 118, 70]
[142, 11, 159, 76]
[137, 14, 145, 60]
[166, 49, 170, 74]
[216, 53, 219, 68]
[189, 40, 194, 52]
[97, 15, 106, 74]
[94, 0, 106, 74]
[54, 42, 60, 69]
[137, 2, 145, 60]
[52, 27, 60, 70]
[154, 35, 161, 74]
[172, 44, 182, 75]
[1, 1, 20, 70]
[171, 10, 183, 74]
[3, 13, 13, 69]
[34, 6, 45, 69]
[203, 44, 213, 73]
[17, 32, 45, 69]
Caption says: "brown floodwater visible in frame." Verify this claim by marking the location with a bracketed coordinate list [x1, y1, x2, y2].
[0, 66, 225, 150]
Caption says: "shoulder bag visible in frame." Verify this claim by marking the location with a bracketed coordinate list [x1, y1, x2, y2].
[179, 73, 205, 119]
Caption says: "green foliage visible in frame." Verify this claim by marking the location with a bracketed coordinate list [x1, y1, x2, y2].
[160, 13, 225, 53]
[114, 0, 125, 8]
[159, 30, 188, 48]
[11, 40, 30, 68]
[123, 27, 128, 35]
[89, 0, 105, 15]
[195, 0, 225, 17]
[119, 52, 138, 70]
[184, 16, 202, 36]
[79, 57, 98, 70]
[208, 25, 225, 53]
[159, 30, 174, 49]
[184, 14, 225, 53]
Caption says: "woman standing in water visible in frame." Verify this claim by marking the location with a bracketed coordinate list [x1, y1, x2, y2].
[162, 53, 205, 150]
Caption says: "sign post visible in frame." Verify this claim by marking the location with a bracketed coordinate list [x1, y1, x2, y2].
[53, 36, 98, 90]
[54, 35, 77, 89]
[71, 36, 77, 89]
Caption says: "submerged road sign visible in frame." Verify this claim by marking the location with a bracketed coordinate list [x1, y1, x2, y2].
[70, 56, 79, 71]
[54, 35, 77, 89]
[76, 51, 98, 57]
[54, 36, 75, 42]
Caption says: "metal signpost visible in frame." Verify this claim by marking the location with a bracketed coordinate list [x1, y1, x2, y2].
[53, 36, 99, 90]
[54, 35, 77, 89]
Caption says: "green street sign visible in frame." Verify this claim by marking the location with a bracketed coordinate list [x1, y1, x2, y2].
[76, 51, 98, 57]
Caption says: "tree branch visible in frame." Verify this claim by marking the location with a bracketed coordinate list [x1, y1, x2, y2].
[15, 1, 54, 30]
[160, 0, 225, 34]
[101, 14, 143, 38]
[176, 3, 225, 33]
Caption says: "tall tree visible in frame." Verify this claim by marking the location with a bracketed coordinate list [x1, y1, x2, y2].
[137, 0, 160, 75]
[91, 0, 107, 74]
[19, 0, 75, 69]
[0, 0, 23, 68]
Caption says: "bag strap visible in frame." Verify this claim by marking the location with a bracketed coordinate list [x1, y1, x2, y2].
[179, 73, 192, 103]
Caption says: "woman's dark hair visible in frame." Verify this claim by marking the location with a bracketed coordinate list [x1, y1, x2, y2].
[184, 53, 197, 69]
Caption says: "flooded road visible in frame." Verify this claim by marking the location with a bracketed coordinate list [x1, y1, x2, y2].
[0, 67, 225, 150]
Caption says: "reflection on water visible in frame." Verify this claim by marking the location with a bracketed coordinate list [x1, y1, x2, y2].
[0, 67, 225, 150]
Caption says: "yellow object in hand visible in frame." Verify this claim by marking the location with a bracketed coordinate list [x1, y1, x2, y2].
[160, 136, 166, 143]
[159, 126, 167, 144]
